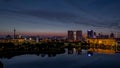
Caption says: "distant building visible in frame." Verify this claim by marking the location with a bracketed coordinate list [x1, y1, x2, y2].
[87, 30, 94, 38]
[6, 35, 12, 39]
[93, 32, 97, 38]
[110, 33, 115, 38]
[68, 30, 82, 41]
[96, 33, 109, 39]
[15, 35, 22, 39]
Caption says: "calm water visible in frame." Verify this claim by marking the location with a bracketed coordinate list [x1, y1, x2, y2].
[0, 48, 120, 68]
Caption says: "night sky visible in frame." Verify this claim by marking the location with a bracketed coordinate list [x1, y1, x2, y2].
[0, 0, 120, 36]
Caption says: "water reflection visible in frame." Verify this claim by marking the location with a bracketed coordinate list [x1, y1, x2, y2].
[76, 48, 82, 55]
[0, 48, 65, 59]
[0, 61, 3, 68]
[1, 45, 120, 68]
[68, 48, 73, 54]
[68, 48, 82, 55]
[88, 48, 115, 54]
[87, 51, 93, 56]
[0, 47, 118, 59]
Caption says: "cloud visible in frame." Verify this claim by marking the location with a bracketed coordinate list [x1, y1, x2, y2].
[0, 0, 120, 31]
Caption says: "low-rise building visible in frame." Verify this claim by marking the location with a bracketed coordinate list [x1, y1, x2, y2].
[86, 38, 118, 46]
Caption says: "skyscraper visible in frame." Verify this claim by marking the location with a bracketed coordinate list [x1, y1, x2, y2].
[87, 30, 94, 38]
[68, 31, 74, 40]
[68, 30, 82, 41]
[76, 30, 82, 40]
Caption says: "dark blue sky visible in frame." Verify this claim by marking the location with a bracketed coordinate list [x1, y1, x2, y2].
[0, 0, 120, 35]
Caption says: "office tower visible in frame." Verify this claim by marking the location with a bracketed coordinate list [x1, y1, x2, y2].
[87, 30, 94, 38]
[68, 31, 74, 40]
[76, 30, 82, 40]
[68, 30, 82, 41]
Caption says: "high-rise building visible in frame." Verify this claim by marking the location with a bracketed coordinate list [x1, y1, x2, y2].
[87, 30, 94, 38]
[68, 30, 82, 41]
[93, 32, 97, 38]
[68, 31, 74, 40]
[110, 33, 114, 38]
[76, 30, 82, 40]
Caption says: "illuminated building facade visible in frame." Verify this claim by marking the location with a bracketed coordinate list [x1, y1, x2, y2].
[86, 38, 118, 46]
[68, 30, 82, 41]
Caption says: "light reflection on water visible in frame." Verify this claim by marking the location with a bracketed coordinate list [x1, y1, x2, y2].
[0, 48, 120, 68]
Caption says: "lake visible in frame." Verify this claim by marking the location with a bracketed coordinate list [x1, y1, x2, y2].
[0, 48, 120, 68]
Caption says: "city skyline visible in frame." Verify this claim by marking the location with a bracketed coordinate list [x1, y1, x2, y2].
[0, 0, 120, 36]
[0, 29, 120, 38]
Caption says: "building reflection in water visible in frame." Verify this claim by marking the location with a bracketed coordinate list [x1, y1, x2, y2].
[68, 48, 73, 54]
[68, 48, 82, 55]
[0, 47, 118, 59]
[88, 48, 116, 54]
[67, 47, 116, 56]
[75, 48, 82, 55]
[86, 47, 116, 57]
[0, 48, 65, 59]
